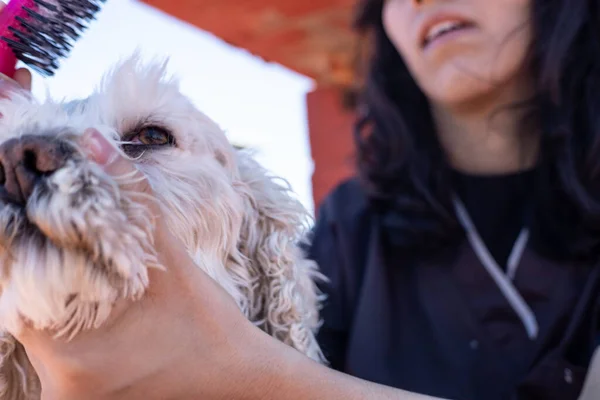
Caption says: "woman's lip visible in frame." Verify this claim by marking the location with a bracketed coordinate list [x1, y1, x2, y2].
[422, 24, 477, 50]
[419, 12, 476, 49]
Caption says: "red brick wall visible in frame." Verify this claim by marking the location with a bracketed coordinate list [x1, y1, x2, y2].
[141, 0, 358, 87]
[306, 86, 356, 211]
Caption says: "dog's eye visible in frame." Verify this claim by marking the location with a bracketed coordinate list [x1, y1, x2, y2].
[131, 126, 174, 146]
[121, 126, 176, 158]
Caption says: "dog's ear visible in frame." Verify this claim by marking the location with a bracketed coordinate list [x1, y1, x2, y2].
[229, 150, 326, 363]
[0, 332, 40, 400]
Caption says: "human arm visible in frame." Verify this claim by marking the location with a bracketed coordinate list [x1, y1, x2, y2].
[244, 329, 445, 400]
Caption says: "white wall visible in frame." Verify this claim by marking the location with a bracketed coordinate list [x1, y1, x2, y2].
[24, 0, 316, 214]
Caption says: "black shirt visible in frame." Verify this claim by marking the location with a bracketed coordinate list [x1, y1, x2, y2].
[452, 168, 536, 268]
[308, 173, 599, 400]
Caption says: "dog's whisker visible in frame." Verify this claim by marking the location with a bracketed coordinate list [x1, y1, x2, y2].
[114, 176, 147, 188]
[112, 169, 145, 183]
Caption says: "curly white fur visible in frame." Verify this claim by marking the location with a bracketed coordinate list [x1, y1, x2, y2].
[0, 54, 325, 400]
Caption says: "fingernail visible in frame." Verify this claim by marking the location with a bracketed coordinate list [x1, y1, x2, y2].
[83, 129, 115, 165]
[0, 75, 19, 89]
[0, 77, 20, 100]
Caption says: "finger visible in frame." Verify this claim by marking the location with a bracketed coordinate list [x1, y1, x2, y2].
[0, 74, 29, 100]
[80, 128, 156, 206]
[81, 128, 147, 189]
[13, 68, 32, 91]
[0, 67, 32, 101]
[80, 129, 192, 276]
[81, 128, 119, 165]
[78, 132, 227, 306]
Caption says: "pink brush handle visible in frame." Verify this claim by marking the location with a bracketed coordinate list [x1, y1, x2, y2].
[0, 0, 38, 79]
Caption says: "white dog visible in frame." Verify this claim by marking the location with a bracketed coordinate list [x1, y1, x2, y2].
[0, 55, 325, 399]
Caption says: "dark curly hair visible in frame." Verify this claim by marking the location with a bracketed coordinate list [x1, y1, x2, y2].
[353, 0, 600, 261]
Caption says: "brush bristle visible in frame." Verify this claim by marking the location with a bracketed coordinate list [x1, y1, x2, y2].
[1, 0, 106, 76]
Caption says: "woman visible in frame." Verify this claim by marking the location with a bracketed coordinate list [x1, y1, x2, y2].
[309, 0, 600, 399]
[3, 0, 599, 399]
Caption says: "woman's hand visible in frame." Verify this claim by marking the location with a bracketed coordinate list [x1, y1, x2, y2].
[10, 130, 268, 400]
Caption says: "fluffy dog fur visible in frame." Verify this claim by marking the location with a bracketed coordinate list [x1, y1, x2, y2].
[0, 54, 325, 399]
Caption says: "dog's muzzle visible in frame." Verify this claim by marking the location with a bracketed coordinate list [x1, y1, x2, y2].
[0, 135, 76, 205]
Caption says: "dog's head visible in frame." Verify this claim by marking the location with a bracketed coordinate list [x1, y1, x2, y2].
[0, 55, 323, 365]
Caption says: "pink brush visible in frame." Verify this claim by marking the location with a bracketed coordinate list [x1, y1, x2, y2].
[0, 0, 106, 81]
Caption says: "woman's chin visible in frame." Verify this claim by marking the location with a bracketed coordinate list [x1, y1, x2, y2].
[421, 59, 530, 114]
[425, 78, 511, 114]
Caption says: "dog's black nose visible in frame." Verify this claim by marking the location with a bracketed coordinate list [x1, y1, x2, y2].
[0, 135, 72, 204]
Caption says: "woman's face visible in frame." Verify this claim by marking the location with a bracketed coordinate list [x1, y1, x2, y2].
[382, 0, 532, 108]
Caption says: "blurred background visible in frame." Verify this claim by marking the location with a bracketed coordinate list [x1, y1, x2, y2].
[23, 0, 361, 217]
